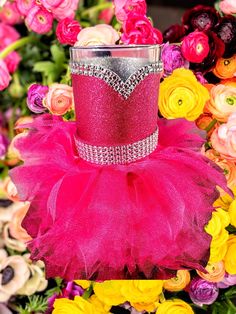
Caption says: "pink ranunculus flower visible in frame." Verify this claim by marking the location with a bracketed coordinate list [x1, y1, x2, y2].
[206, 84, 236, 122]
[113, 0, 147, 22]
[181, 31, 210, 63]
[4, 51, 21, 74]
[99, 6, 114, 24]
[43, 83, 74, 115]
[25, 4, 53, 34]
[56, 18, 81, 46]
[121, 13, 163, 45]
[0, 1, 22, 25]
[0, 60, 11, 91]
[41, 0, 79, 21]
[15, 0, 35, 17]
[0, 22, 20, 49]
[220, 0, 236, 15]
[211, 113, 236, 161]
[75, 24, 120, 46]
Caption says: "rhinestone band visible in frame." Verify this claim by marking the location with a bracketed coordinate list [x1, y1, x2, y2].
[70, 62, 163, 100]
[75, 128, 158, 165]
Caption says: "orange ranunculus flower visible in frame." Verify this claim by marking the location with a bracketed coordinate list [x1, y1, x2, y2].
[205, 84, 236, 122]
[213, 55, 236, 79]
[163, 270, 191, 292]
[221, 77, 236, 88]
[9, 202, 31, 243]
[159, 68, 209, 121]
[197, 261, 225, 282]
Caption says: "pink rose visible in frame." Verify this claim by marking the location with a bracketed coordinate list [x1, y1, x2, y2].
[211, 113, 236, 161]
[0, 1, 22, 25]
[75, 24, 119, 46]
[56, 18, 81, 46]
[0, 23, 20, 49]
[43, 83, 74, 115]
[25, 4, 53, 34]
[121, 13, 163, 45]
[220, 0, 236, 15]
[4, 51, 21, 74]
[41, 0, 79, 21]
[181, 31, 210, 63]
[113, 0, 146, 22]
[15, 0, 35, 17]
[0, 60, 11, 91]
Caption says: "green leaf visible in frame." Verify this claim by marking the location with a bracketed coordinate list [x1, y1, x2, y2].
[51, 44, 66, 66]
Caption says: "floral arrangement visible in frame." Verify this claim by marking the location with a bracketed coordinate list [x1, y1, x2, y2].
[0, 0, 236, 313]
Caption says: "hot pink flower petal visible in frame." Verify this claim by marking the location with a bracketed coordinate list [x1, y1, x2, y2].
[56, 18, 81, 46]
[113, 0, 146, 22]
[0, 1, 22, 25]
[15, 0, 35, 17]
[25, 5, 53, 34]
[41, 0, 79, 21]
[0, 59, 11, 91]
[121, 13, 163, 45]
[181, 31, 210, 63]
[4, 51, 21, 74]
[0, 22, 20, 49]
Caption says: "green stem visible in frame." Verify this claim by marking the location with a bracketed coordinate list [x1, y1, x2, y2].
[0, 36, 36, 59]
[205, 118, 217, 133]
[81, 2, 113, 17]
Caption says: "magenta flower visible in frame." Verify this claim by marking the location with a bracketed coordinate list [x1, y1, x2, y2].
[41, 0, 79, 21]
[181, 31, 210, 63]
[0, 133, 9, 159]
[16, 0, 35, 17]
[189, 277, 219, 306]
[25, 4, 53, 34]
[0, 23, 20, 49]
[27, 84, 49, 114]
[162, 43, 189, 77]
[0, 1, 22, 25]
[121, 13, 163, 45]
[4, 51, 21, 74]
[217, 273, 236, 289]
[56, 18, 82, 46]
[0, 60, 11, 92]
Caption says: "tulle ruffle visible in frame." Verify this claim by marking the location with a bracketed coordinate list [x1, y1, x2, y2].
[10, 114, 228, 280]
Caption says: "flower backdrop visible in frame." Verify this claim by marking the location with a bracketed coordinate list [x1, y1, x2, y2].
[0, 0, 236, 313]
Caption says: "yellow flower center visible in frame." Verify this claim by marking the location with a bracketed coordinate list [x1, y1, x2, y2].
[226, 96, 236, 106]
[196, 43, 203, 54]
[37, 15, 46, 24]
[224, 60, 230, 66]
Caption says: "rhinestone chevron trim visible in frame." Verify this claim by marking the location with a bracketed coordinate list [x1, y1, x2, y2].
[70, 62, 163, 99]
[75, 128, 158, 165]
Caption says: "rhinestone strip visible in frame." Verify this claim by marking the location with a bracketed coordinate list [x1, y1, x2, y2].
[70, 62, 163, 100]
[75, 128, 158, 165]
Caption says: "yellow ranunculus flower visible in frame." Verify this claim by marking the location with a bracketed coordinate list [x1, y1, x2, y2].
[53, 296, 110, 314]
[224, 235, 236, 275]
[159, 68, 209, 121]
[131, 301, 159, 312]
[89, 295, 111, 313]
[93, 281, 126, 306]
[228, 199, 236, 227]
[205, 208, 230, 262]
[163, 270, 191, 292]
[120, 280, 163, 304]
[156, 299, 194, 314]
[74, 280, 91, 289]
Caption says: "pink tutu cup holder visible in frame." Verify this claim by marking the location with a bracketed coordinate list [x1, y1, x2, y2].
[70, 45, 163, 165]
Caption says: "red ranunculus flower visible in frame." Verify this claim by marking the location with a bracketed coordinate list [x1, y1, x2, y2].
[190, 31, 225, 73]
[182, 5, 220, 32]
[56, 18, 82, 46]
[181, 31, 210, 63]
[163, 24, 186, 43]
[121, 13, 163, 45]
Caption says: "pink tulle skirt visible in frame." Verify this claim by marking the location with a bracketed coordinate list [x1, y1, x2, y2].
[10, 115, 227, 280]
